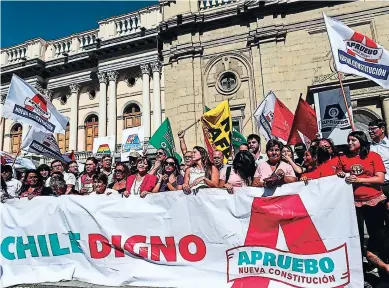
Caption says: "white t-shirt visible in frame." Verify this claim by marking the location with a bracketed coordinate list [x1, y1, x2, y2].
[46, 172, 76, 187]
[370, 137, 389, 182]
[5, 178, 22, 197]
[90, 188, 119, 195]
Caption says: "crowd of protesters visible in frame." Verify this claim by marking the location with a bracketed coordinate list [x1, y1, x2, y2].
[1, 119, 389, 287]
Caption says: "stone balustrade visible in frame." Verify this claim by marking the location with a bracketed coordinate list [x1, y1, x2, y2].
[199, 0, 237, 10]
[52, 38, 72, 57]
[78, 30, 98, 50]
[3, 43, 28, 65]
[1, 4, 160, 66]
[115, 12, 142, 36]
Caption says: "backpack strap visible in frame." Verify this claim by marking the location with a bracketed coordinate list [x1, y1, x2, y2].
[225, 166, 232, 183]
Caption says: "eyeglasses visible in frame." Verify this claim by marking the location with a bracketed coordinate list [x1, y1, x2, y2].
[115, 169, 124, 173]
[368, 127, 379, 132]
[156, 152, 165, 156]
[184, 156, 192, 160]
[165, 162, 175, 167]
[52, 164, 62, 168]
[213, 157, 222, 160]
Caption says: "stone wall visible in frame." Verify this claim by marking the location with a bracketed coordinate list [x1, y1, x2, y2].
[161, 1, 389, 150]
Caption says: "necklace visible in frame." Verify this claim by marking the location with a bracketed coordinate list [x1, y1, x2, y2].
[132, 174, 145, 195]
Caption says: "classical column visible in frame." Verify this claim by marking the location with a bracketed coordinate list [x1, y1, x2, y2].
[0, 93, 6, 151]
[78, 125, 86, 152]
[69, 83, 81, 151]
[107, 70, 119, 138]
[141, 64, 151, 139]
[97, 72, 108, 137]
[151, 61, 162, 131]
[381, 95, 389, 135]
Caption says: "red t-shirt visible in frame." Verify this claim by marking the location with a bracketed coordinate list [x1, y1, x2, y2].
[301, 158, 339, 180]
[337, 152, 386, 201]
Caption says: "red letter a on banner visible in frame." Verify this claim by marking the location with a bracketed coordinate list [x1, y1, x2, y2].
[232, 195, 328, 288]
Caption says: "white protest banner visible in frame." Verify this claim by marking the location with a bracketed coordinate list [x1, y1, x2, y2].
[313, 87, 353, 145]
[21, 129, 64, 161]
[253, 91, 276, 141]
[92, 135, 115, 158]
[2, 75, 69, 134]
[324, 13, 389, 88]
[121, 126, 144, 161]
[0, 176, 362, 288]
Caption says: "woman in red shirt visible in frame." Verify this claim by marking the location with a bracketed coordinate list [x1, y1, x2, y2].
[337, 131, 386, 255]
[124, 157, 157, 198]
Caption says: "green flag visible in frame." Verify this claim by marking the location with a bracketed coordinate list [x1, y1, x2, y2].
[206, 105, 246, 147]
[232, 128, 247, 147]
[149, 118, 182, 163]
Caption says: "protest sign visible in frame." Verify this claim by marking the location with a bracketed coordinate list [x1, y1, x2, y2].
[92, 135, 115, 158]
[121, 126, 144, 161]
[314, 87, 353, 145]
[0, 176, 362, 288]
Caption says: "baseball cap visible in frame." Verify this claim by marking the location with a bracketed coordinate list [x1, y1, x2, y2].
[294, 143, 306, 151]
[128, 151, 141, 158]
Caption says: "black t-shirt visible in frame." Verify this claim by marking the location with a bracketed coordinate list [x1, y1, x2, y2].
[108, 182, 126, 194]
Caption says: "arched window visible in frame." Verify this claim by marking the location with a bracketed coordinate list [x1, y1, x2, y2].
[10, 123, 22, 154]
[57, 124, 70, 153]
[123, 103, 141, 129]
[85, 114, 99, 151]
[353, 108, 379, 140]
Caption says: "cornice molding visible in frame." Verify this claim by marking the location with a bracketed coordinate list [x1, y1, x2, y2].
[164, 42, 203, 62]
[247, 24, 287, 45]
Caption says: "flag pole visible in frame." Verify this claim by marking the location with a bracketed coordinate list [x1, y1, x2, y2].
[337, 71, 355, 131]
[11, 126, 32, 168]
[322, 12, 355, 131]
[241, 92, 271, 131]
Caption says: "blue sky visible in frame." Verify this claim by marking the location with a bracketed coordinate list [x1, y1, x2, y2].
[1, 1, 157, 48]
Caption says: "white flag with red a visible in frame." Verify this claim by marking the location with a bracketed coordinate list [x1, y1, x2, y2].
[2, 74, 69, 134]
[324, 13, 389, 88]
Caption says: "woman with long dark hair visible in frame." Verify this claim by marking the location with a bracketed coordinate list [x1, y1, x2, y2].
[124, 157, 157, 198]
[282, 145, 303, 175]
[108, 162, 129, 194]
[337, 131, 387, 257]
[182, 146, 219, 194]
[152, 157, 184, 192]
[19, 169, 53, 199]
[252, 139, 297, 188]
[219, 151, 256, 193]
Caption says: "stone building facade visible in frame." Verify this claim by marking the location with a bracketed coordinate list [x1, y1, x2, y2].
[1, 1, 389, 162]
[0, 5, 164, 162]
[160, 0, 389, 149]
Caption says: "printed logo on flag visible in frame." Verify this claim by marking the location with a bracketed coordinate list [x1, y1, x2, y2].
[24, 94, 51, 121]
[122, 134, 142, 152]
[338, 32, 389, 80]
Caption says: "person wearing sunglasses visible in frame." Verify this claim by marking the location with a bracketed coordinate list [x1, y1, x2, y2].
[148, 148, 168, 176]
[108, 162, 129, 194]
[152, 157, 183, 193]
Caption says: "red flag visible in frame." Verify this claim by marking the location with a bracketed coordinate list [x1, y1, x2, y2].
[288, 97, 318, 145]
[271, 99, 294, 142]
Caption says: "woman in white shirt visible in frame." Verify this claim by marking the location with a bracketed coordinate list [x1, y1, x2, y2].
[183, 146, 219, 194]
[90, 173, 119, 195]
